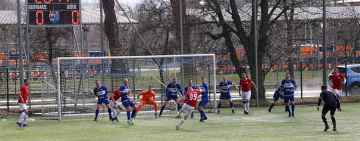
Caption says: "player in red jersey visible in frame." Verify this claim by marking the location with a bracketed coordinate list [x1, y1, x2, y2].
[176, 80, 202, 130]
[17, 79, 30, 128]
[136, 85, 158, 118]
[110, 89, 123, 122]
[239, 73, 256, 115]
[329, 69, 345, 97]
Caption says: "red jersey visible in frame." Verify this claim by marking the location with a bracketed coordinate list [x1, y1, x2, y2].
[240, 78, 253, 92]
[18, 84, 29, 104]
[184, 87, 201, 107]
[111, 90, 121, 101]
[329, 72, 345, 90]
[140, 90, 156, 101]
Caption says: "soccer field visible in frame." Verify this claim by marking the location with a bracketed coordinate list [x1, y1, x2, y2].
[1, 103, 360, 141]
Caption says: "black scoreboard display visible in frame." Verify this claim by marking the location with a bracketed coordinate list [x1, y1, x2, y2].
[28, 0, 80, 26]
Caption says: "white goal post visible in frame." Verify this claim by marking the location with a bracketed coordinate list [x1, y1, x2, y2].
[56, 54, 217, 120]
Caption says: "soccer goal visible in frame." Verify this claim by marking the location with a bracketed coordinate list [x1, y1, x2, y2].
[53, 54, 216, 120]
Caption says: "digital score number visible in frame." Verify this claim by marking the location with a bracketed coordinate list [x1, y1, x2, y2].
[28, 0, 80, 26]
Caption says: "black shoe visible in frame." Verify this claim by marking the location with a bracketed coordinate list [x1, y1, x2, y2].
[324, 126, 329, 132]
[217, 110, 220, 114]
[16, 122, 22, 128]
[244, 111, 249, 115]
[268, 108, 272, 112]
[292, 113, 295, 117]
[200, 118, 205, 122]
[94, 118, 98, 122]
[333, 128, 337, 132]
[232, 109, 235, 114]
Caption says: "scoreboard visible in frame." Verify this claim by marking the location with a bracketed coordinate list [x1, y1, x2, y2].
[27, 0, 80, 26]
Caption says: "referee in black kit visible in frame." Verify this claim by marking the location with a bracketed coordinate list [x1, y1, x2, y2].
[317, 85, 341, 132]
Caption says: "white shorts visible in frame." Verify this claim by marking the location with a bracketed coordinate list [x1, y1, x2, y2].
[110, 101, 125, 110]
[332, 89, 343, 97]
[242, 91, 251, 101]
[180, 103, 194, 119]
[19, 104, 28, 111]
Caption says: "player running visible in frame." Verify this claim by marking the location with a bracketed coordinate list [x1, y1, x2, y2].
[239, 73, 256, 115]
[93, 80, 113, 122]
[217, 77, 235, 114]
[176, 80, 202, 130]
[268, 86, 284, 112]
[280, 73, 297, 117]
[17, 79, 30, 128]
[119, 79, 137, 125]
[329, 69, 345, 97]
[110, 89, 124, 122]
[198, 77, 209, 122]
[136, 85, 158, 118]
[317, 85, 341, 132]
[159, 78, 183, 117]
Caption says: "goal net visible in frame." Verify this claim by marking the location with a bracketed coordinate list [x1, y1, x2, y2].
[52, 54, 216, 120]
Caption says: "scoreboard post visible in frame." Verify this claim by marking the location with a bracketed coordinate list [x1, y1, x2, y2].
[27, 0, 81, 26]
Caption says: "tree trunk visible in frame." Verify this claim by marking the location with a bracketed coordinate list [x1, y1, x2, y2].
[45, 28, 57, 85]
[102, 0, 127, 80]
[170, 0, 193, 83]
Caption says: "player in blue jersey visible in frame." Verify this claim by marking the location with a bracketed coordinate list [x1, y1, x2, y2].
[198, 77, 209, 122]
[281, 73, 297, 117]
[93, 80, 113, 121]
[217, 77, 235, 114]
[159, 78, 183, 117]
[119, 79, 137, 125]
[268, 86, 284, 112]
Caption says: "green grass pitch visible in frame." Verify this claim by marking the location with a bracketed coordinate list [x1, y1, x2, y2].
[1, 103, 360, 141]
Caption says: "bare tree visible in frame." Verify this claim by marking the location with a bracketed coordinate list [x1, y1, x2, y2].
[206, 0, 292, 104]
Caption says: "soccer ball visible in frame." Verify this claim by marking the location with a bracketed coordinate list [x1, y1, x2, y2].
[168, 100, 177, 110]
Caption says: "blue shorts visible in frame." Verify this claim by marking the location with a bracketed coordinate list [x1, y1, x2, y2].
[199, 100, 208, 107]
[283, 95, 294, 103]
[97, 97, 110, 105]
[166, 95, 178, 101]
[220, 93, 231, 100]
[122, 100, 135, 108]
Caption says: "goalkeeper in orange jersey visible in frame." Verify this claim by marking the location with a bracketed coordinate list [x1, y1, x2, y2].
[136, 85, 158, 118]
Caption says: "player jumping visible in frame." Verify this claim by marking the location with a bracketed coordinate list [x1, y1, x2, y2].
[268, 86, 284, 112]
[159, 78, 183, 117]
[281, 73, 297, 117]
[239, 73, 256, 115]
[198, 77, 209, 122]
[217, 77, 235, 114]
[176, 80, 202, 130]
[317, 85, 341, 132]
[119, 79, 137, 125]
[17, 79, 30, 128]
[110, 89, 123, 122]
[136, 85, 158, 118]
[93, 80, 113, 122]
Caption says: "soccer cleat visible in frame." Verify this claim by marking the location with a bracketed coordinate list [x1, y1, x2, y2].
[244, 111, 249, 115]
[232, 109, 235, 114]
[291, 113, 295, 117]
[127, 120, 134, 126]
[333, 128, 337, 132]
[16, 122, 22, 128]
[324, 126, 329, 132]
[217, 110, 220, 114]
